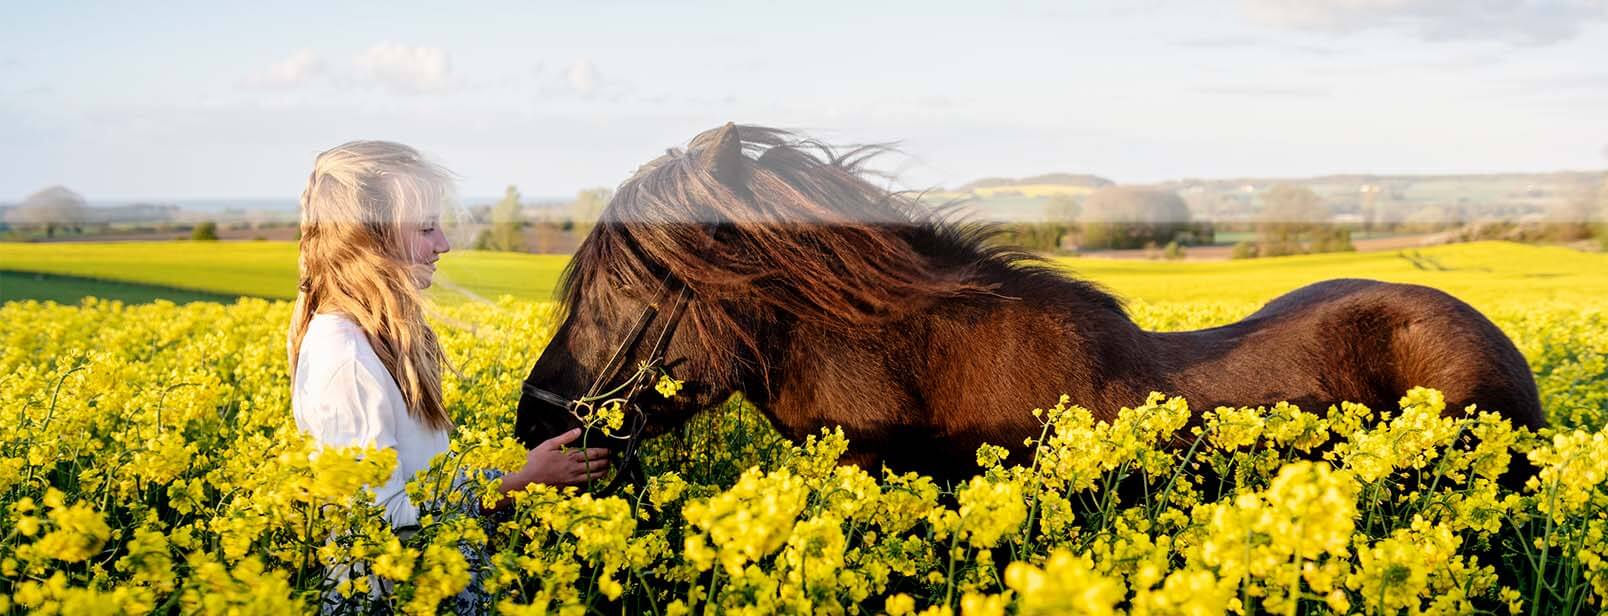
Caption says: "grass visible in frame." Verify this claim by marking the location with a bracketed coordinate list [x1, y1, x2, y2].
[0, 241, 570, 305]
[0, 270, 242, 304]
[3, 240, 1605, 313]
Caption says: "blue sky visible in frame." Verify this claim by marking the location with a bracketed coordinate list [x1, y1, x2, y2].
[2, 1, 1605, 200]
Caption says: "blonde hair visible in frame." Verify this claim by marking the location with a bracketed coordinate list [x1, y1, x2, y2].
[289, 140, 455, 431]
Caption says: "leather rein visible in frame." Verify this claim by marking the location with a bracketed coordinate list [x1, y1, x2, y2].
[521, 278, 692, 496]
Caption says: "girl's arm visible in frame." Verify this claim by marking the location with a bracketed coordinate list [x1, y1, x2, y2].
[484, 428, 611, 512]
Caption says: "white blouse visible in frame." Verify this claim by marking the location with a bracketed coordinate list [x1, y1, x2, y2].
[291, 312, 450, 530]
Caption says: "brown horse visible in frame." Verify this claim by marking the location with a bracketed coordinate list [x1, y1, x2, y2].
[515, 123, 1545, 484]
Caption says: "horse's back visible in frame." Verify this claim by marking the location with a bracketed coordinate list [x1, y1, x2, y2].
[1246, 278, 1544, 429]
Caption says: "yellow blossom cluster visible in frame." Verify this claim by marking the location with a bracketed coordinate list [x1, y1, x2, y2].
[1, 296, 1606, 613]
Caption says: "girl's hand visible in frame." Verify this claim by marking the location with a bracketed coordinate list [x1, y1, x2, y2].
[500, 428, 611, 494]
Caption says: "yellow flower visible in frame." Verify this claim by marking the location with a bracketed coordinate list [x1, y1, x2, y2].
[885, 593, 916, 615]
[1336, 388, 1460, 483]
[975, 443, 1010, 469]
[1265, 401, 1330, 452]
[874, 470, 939, 534]
[370, 534, 419, 582]
[1132, 569, 1230, 616]
[404, 543, 472, 615]
[649, 471, 688, 508]
[1528, 428, 1608, 520]
[955, 476, 1027, 549]
[655, 374, 684, 398]
[781, 514, 846, 588]
[1006, 550, 1123, 615]
[115, 526, 176, 592]
[30, 495, 111, 563]
[682, 467, 808, 576]
[1203, 405, 1265, 451]
[960, 591, 1009, 616]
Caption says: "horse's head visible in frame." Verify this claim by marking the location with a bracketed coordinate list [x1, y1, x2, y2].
[514, 271, 719, 449]
[515, 123, 760, 450]
[515, 122, 997, 451]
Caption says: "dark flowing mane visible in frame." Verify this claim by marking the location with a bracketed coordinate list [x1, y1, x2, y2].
[557, 123, 1121, 385]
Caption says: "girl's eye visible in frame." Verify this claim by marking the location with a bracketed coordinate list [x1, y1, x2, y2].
[421, 227, 436, 234]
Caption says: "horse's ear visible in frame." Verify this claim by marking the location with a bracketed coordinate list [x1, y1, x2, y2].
[698, 122, 747, 190]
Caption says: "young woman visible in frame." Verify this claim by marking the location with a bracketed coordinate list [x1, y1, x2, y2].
[288, 140, 608, 532]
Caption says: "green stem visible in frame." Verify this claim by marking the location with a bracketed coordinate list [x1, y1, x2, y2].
[942, 531, 960, 608]
[1530, 476, 1559, 615]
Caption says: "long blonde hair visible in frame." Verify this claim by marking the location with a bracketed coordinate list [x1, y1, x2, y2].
[289, 140, 454, 431]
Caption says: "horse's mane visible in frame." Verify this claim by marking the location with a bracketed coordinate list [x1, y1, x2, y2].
[558, 123, 1121, 386]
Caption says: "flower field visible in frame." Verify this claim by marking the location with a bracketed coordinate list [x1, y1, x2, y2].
[3, 272, 1608, 613]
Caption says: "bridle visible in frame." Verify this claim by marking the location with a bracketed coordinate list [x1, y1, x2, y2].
[521, 276, 692, 496]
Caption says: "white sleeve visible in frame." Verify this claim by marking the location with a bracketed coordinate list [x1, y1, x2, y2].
[300, 358, 422, 530]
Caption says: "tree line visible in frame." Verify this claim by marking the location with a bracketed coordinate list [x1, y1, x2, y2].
[6, 177, 1607, 256]
[990, 179, 1608, 259]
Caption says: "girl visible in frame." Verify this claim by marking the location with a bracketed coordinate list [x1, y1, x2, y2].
[288, 140, 609, 533]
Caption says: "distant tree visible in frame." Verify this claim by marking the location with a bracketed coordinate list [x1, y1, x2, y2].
[1358, 183, 1382, 232]
[1077, 187, 1192, 250]
[531, 221, 567, 254]
[439, 196, 464, 232]
[1401, 205, 1451, 233]
[1046, 193, 1081, 225]
[570, 188, 612, 238]
[1258, 184, 1326, 239]
[7, 185, 87, 238]
[191, 221, 219, 241]
[1257, 184, 1330, 255]
[993, 222, 1068, 252]
[1310, 228, 1354, 253]
[1230, 240, 1259, 259]
[1596, 175, 1608, 249]
[1163, 240, 1185, 260]
[1551, 178, 1604, 243]
[488, 185, 524, 252]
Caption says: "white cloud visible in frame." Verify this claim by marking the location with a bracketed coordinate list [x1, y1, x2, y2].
[566, 59, 601, 97]
[353, 43, 450, 93]
[1242, 0, 1608, 45]
[267, 50, 324, 84]
[243, 50, 325, 88]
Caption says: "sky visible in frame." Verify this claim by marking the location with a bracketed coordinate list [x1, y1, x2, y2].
[2, 0, 1606, 201]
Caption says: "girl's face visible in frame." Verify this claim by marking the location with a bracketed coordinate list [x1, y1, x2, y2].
[407, 212, 451, 288]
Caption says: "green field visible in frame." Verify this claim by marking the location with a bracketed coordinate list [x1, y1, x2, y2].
[0, 241, 570, 305]
[3, 240, 1606, 312]
[0, 270, 241, 304]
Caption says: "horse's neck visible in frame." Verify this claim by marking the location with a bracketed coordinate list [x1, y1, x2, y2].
[746, 283, 1165, 478]
[753, 279, 1151, 417]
